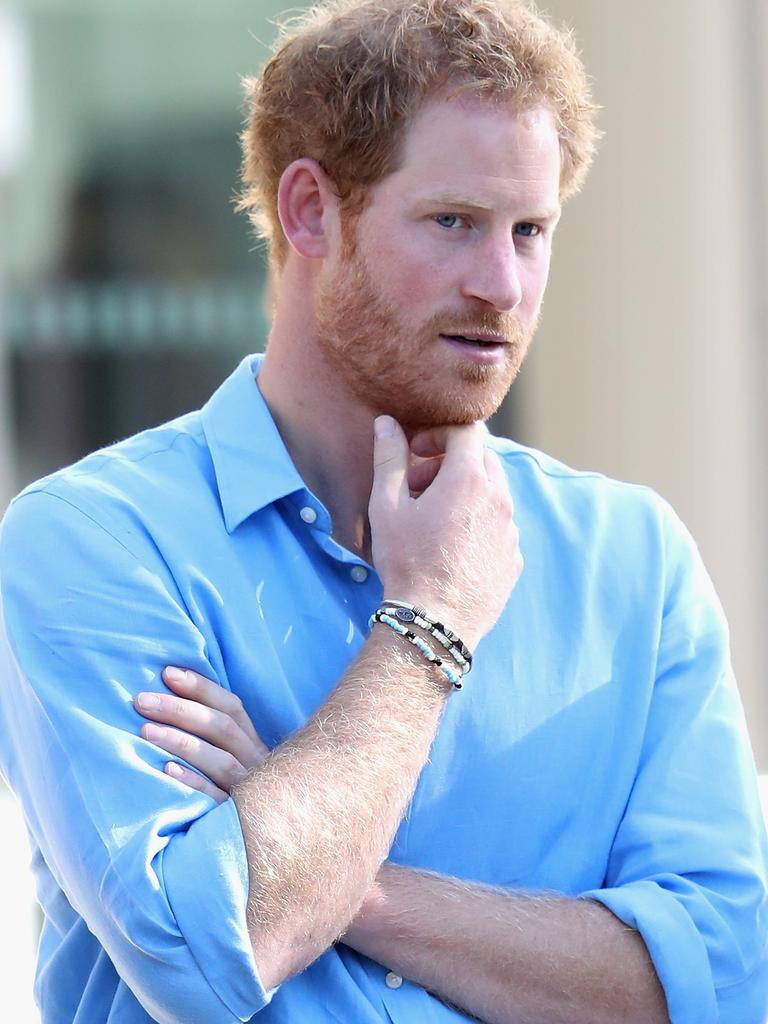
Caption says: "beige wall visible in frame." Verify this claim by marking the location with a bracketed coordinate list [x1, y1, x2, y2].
[502, 0, 767, 765]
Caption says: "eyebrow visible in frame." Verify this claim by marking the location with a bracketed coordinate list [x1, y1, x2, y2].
[422, 193, 562, 221]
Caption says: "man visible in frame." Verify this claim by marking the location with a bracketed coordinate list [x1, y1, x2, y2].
[0, 0, 766, 1021]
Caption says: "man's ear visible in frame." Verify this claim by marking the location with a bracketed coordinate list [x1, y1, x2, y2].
[277, 158, 340, 261]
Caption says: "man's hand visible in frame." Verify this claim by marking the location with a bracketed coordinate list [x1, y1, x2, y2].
[136, 667, 268, 802]
[370, 417, 522, 649]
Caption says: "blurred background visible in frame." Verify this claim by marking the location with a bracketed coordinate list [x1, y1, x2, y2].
[0, 0, 766, 1019]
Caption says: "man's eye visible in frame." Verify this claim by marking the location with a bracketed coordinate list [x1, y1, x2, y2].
[515, 222, 541, 238]
[434, 214, 466, 229]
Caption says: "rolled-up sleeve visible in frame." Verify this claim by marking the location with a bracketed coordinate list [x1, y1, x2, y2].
[0, 487, 270, 1023]
[580, 506, 768, 1023]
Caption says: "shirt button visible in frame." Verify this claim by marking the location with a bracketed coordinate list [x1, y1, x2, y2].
[385, 972, 403, 989]
[350, 565, 368, 583]
[299, 506, 317, 524]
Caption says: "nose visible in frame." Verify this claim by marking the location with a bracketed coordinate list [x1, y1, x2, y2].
[460, 235, 523, 312]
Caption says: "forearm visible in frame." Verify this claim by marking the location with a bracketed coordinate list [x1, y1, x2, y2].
[232, 630, 449, 989]
[343, 863, 669, 1024]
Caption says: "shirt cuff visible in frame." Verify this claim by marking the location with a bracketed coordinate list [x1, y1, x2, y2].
[162, 797, 271, 1020]
[579, 880, 717, 1024]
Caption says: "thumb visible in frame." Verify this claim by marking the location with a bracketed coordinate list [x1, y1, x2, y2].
[370, 415, 409, 509]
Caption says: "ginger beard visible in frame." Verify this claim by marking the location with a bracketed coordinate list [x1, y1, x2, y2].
[314, 226, 538, 430]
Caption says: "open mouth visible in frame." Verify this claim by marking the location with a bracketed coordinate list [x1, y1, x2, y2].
[441, 334, 505, 348]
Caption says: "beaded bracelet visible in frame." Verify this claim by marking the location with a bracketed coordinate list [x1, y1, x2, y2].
[378, 600, 473, 674]
[369, 611, 463, 689]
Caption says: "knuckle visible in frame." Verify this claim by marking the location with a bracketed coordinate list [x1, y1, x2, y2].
[221, 714, 239, 742]
[373, 451, 399, 472]
[464, 460, 486, 488]
[227, 691, 245, 721]
[185, 770, 204, 791]
[496, 496, 514, 523]
[176, 730, 195, 753]
[171, 698, 187, 719]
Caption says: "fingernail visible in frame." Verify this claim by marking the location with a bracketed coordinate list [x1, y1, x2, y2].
[374, 415, 396, 438]
[137, 692, 160, 710]
[143, 723, 165, 741]
[165, 762, 184, 779]
[165, 667, 186, 683]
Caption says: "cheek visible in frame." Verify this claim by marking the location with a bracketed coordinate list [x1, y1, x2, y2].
[391, 243, 456, 305]
[359, 218, 455, 313]
[379, 257, 443, 313]
[401, 265, 440, 305]
[522, 254, 551, 311]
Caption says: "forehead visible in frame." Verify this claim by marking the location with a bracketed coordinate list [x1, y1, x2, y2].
[373, 92, 561, 214]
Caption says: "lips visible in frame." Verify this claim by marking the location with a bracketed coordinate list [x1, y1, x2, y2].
[441, 333, 507, 347]
[439, 333, 510, 364]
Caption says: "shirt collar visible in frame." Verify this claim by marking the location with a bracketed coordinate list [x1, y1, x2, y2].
[201, 353, 305, 533]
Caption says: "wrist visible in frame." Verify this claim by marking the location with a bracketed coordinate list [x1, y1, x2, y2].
[376, 589, 479, 643]
[344, 874, 389, 948]
[373, 598, 475, 683]
[367, 622, 458, 696]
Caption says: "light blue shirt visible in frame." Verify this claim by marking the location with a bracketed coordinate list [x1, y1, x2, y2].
[1, 353, 766, 1023]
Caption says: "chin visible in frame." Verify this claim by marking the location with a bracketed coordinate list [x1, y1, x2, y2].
[383, 380, 511, 431]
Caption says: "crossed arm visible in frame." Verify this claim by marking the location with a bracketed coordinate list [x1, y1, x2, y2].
[129, 420, 669, 1022]
[136, 666, 669, 1024]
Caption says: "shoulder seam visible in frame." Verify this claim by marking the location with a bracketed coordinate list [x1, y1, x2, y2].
[495, 444, 659, 497]
[66, 424, 203, 480]
[6, 489, 143, 566]
[12, 426, 203, 500]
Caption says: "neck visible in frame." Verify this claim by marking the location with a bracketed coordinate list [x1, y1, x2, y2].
[257, 264, 378, 560]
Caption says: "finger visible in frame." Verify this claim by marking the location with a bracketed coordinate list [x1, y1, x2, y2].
[483, 447, 511, 493]
[370, 415, 410, 509]
[407, 454, 443, 495]
[142, 722, 249, 791]
[164, 760, 229, 804]
[135, 690, 264, 769]
[483, 449, 517, 530]
[437, 424, 487, 485]
[409, 427, 449, 459]
[410, 421, 488, 458]
[444, 422, 485, 457]
[162, 667, 268, 756]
